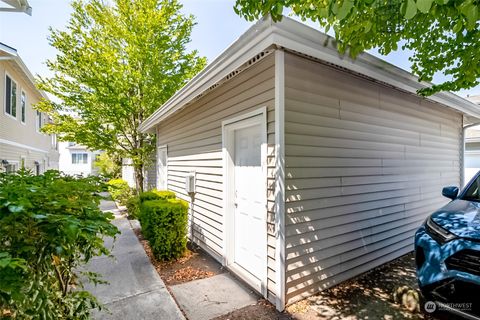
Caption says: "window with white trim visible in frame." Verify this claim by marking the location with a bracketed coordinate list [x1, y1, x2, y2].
[5, 75, 17, 118]
[36, 111, 42, 131]
[72, 153, 88, 164]
[21, 91, 26, 123]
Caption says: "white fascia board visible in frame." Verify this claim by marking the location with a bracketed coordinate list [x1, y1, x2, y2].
[141, 15, 480, 132]
[140, 17, 275, 133]
[0, 49, 49, 101]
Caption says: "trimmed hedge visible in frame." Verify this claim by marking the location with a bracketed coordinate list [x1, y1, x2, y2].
[139, 198, 189, 261]
[107, 179, 132, 205]
[139, 189, 176, 202]
[126, 196, 141, 219]
[126, 190, 176, 219]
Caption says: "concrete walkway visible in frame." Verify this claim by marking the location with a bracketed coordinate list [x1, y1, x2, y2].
[170, 273, 258, 320]
[84, 197, 184, 320]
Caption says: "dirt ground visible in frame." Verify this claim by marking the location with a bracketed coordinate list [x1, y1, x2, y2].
[134, 229, 223, 286]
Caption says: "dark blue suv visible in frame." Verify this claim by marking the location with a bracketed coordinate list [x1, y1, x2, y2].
[415, 173, 480, 317]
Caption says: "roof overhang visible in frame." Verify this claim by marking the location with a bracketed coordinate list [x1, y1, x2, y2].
[0, 43, 49, 101]
[0, 0, 32, 15]
[140, 15, 480, 133]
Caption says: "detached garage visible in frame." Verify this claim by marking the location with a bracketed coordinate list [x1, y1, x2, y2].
[140, 16, 480, 310]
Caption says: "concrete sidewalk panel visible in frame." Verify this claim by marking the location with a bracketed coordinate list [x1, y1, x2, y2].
[84, 249, 165, 304]
[93, 289, 185, 320]
[170, 273, 258, 320]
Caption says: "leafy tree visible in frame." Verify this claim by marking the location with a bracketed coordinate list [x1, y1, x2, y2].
[0, 170, 119, 319]
[94, 153, 121, 179]
[38, 0, 206, 192]
[234, 0, 480, 95]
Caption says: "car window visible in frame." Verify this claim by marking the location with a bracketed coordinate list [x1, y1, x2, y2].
[462, 176, 480, 201]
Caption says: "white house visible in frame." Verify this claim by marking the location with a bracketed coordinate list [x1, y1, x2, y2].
[0, 42, 59, 174]
[58, 141, 101, 176]
[140, 16, 480, 310]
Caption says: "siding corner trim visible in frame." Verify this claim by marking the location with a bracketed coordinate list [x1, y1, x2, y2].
[274, 49, 286, 311]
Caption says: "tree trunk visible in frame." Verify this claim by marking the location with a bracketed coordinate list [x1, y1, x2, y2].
[133, 164, 144, 193]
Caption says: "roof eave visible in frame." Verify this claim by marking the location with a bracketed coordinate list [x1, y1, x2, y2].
[140, 15, 480, 133]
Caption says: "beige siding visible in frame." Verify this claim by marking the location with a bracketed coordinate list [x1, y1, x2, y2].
[0, 60, 59, 171]
[155, 54, 277, 298]
[284, 53, 462, 303]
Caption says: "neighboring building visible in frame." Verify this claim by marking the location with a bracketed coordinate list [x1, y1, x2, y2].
[0, 0, 32, 15]
[465, 95, 480, 183]
[58, 141, 101, 176]
[140, 16, 480, 310]
[0, 42, 59, 173]
[122, 157, 156, 190]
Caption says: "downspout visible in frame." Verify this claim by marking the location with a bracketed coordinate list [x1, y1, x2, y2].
[461, 121, 480, 187]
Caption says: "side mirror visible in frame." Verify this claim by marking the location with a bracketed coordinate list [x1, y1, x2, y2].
[442, 186, 459, 200]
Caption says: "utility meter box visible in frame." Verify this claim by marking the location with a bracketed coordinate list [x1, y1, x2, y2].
[185, 171, 196, 194]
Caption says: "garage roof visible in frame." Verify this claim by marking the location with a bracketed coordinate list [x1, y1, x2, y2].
[140, 15, 480, 133]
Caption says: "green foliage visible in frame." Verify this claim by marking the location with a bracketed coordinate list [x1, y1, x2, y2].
[107, 179, 133, 205]
[234, 0, 480, 95]
[0, 169, 119, 319]
[125, 196, 140, 219]
[139, 198, 189, 261]
[94, 153, 121, 179]
[139, 190, 176, 202]
[37, 0, 207, 191]
[126, 190, 176, 220]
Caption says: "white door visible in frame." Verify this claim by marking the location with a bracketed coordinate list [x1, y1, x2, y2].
[224, 110, 267, 290]
[233, 123, 265, 277]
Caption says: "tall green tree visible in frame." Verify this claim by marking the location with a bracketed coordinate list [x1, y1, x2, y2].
[234, 0, 479, 95]
[38, 0, 206, 191]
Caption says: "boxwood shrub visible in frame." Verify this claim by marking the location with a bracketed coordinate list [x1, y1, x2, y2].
[107, 178, 132, 205]
[139, 189, 176, 202]
[126, 196, 141, 219]
[139, 198, 189, 261]
[126, 190, 176, 220]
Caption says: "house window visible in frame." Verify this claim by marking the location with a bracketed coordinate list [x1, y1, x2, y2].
[36, 111, 42, 131]
[5, 75, 17, 118]
[72, 153, 88, 164]
[21, 91, 26, 123]
[51, 134, 58, 150]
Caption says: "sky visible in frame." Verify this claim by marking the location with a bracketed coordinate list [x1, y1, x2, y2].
[1, 0, 479, 98]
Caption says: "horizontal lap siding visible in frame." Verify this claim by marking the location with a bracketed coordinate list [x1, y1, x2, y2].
[283, 53, 462, 303]
[156, 54, 277, 298]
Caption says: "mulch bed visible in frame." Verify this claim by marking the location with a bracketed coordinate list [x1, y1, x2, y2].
[133, 228, 223, 286]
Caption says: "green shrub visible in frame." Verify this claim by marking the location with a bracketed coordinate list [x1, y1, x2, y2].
[126, 190, 175, 220]
[107, 178, 133, 205]
[126, 196, 140, 219]
[139, 189, 176, 202]
[139, 198, 188, 261]
[0, 169, 119, 319]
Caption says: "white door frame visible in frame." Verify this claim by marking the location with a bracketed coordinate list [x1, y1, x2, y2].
[222, 106, 268, 296]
